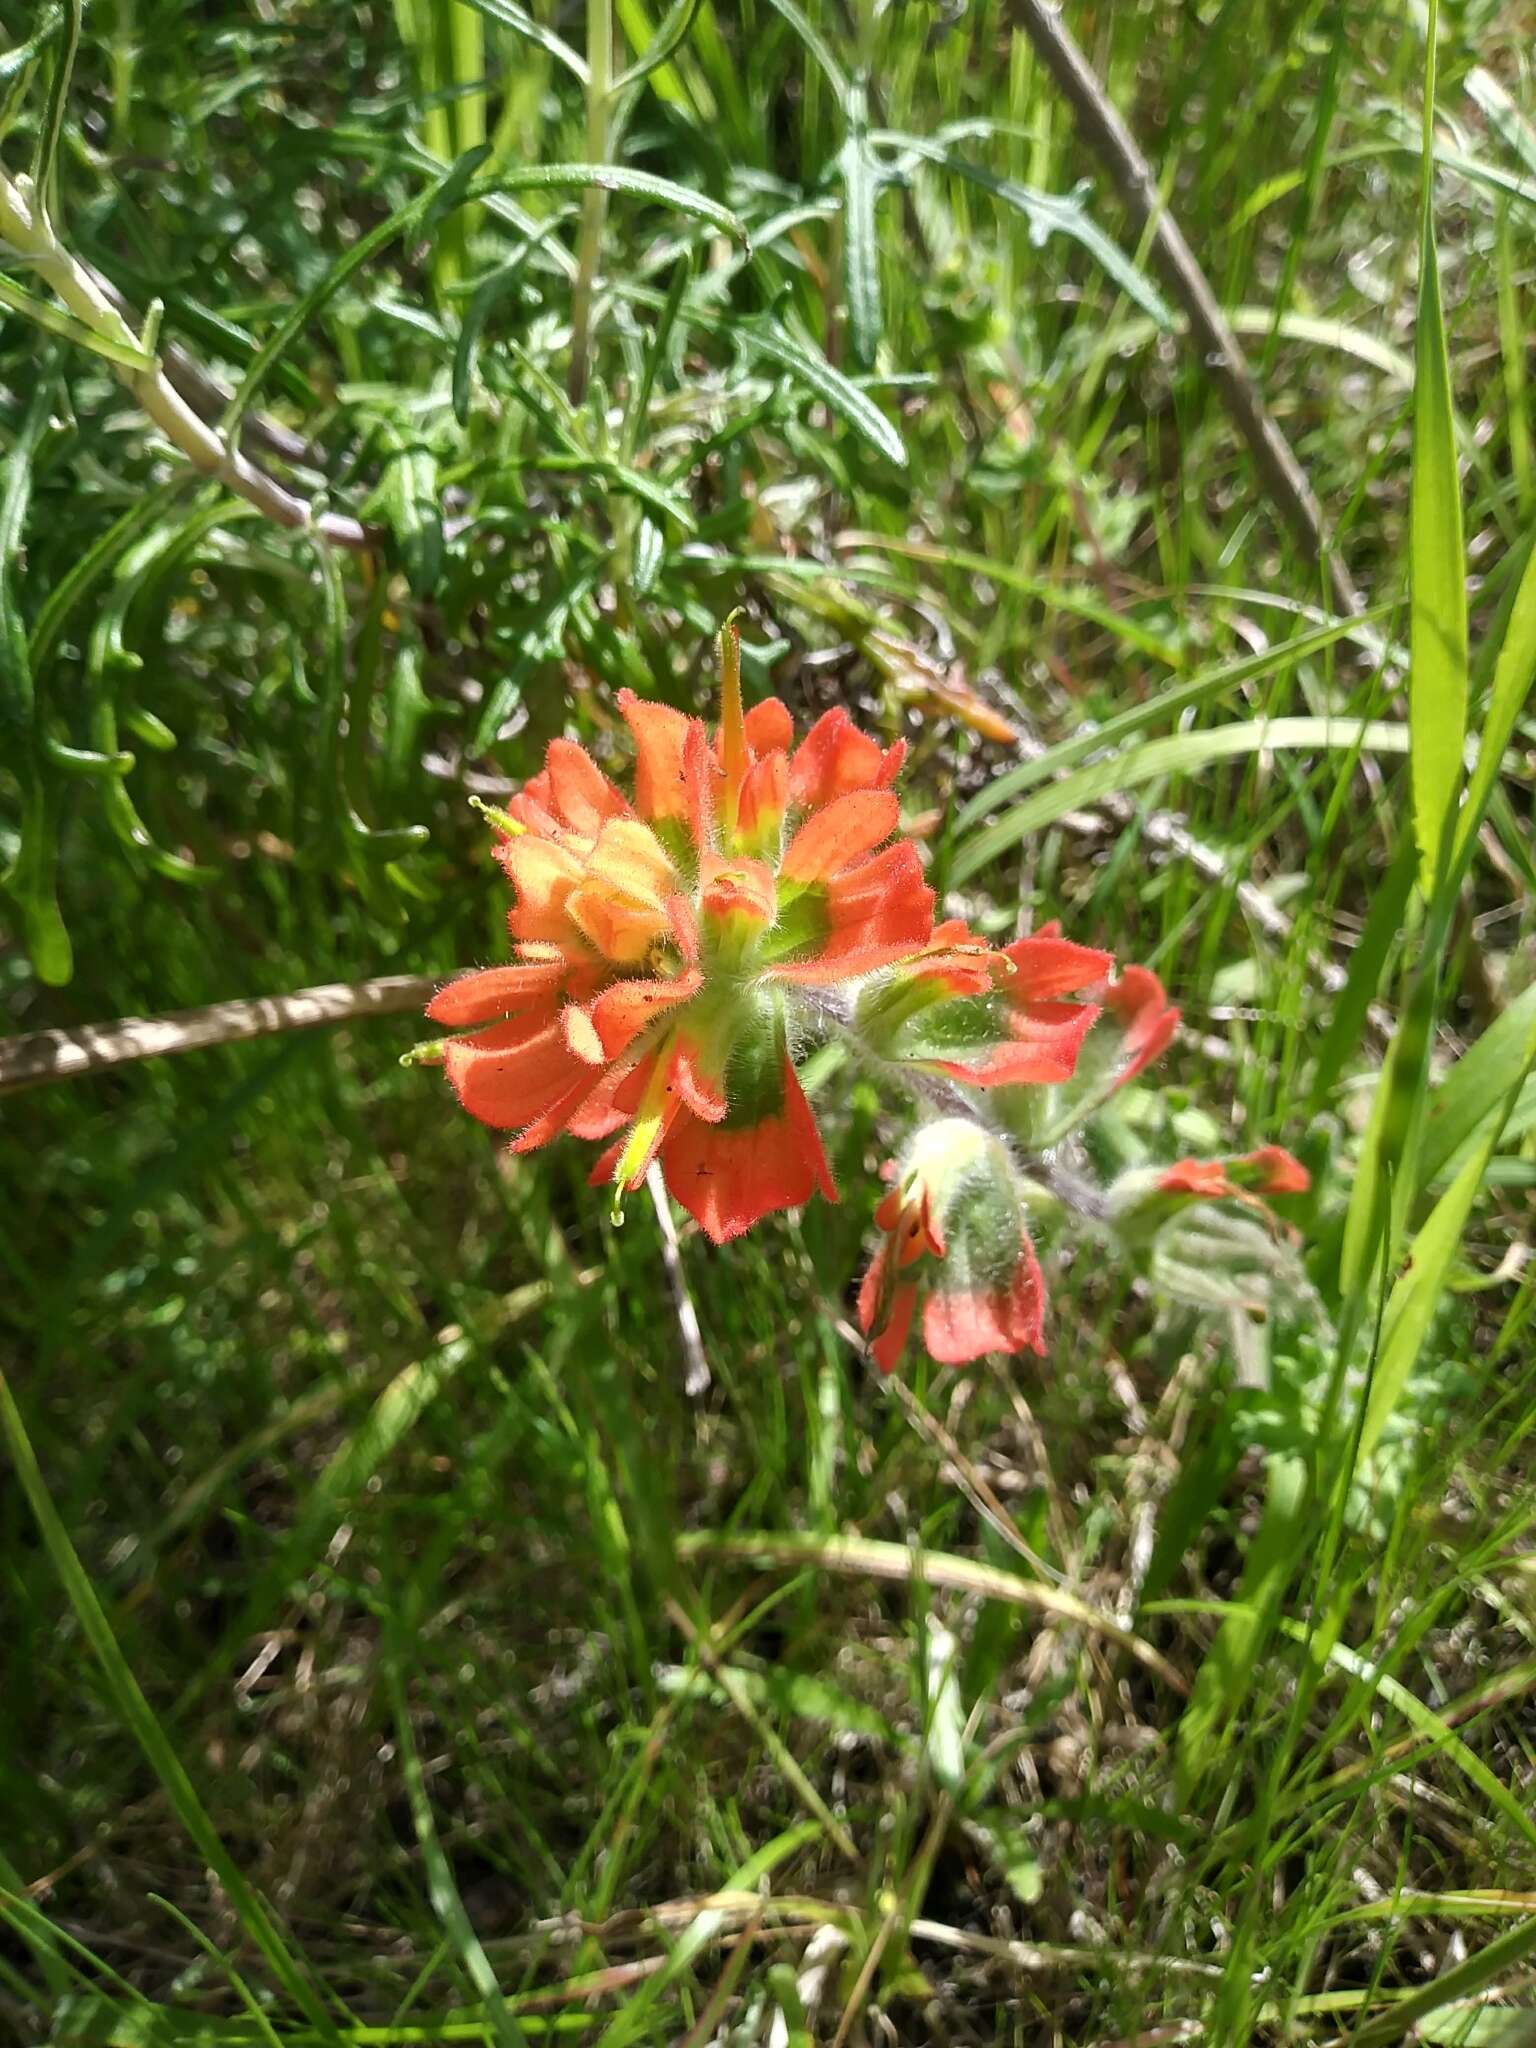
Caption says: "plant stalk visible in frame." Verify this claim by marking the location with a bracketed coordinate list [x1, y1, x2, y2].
[567, 0, 614, 402]
[0, 171, 368, 547]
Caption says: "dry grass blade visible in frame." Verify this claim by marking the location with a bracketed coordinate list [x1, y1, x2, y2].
[676, 1530, 1188, 1694]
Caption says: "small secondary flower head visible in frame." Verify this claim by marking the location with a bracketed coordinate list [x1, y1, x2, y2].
[858, 1118, 1047, 1374]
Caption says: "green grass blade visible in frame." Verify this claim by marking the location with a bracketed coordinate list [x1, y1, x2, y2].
[1418, 983, 1536, 1191]
[1409, 0, 1468, 897]
[954, 607, 1391, 836]
[1308, 835, 1416, 1111]
[591, 1821, 824, 2048]
[1358, 1002, 1536, 1468]
[1283, 1628, 1536, 1856]
[1347, 1915, 1536, 2048]
[1175, 1454, 1308, 1797]
[951, 717, 1411, 885]
[1453, 530, 1536, 874]
[842, 531, 1188, 666]
[611, 0, 703, 96]
[1338, 926, 1441, 1303]
[383, 1642, 527, 2048]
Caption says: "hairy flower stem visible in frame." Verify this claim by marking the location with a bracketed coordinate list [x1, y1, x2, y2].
[791, 983, 1110, 1224]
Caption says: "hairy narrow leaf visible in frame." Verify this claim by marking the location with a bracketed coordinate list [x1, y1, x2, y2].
[839, 75, 882, 367]
[892, 137, 1173, 326]
[732, 318, 905, 466]
[449, 0, 588, 81]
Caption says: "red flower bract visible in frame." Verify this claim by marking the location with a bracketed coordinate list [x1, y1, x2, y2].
[429, 629, 931, 1244]
[858, 1120, 1046, 1374]
[1157, 1147, 1310, 1203]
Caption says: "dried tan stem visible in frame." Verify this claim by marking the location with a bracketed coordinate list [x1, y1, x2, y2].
[1010, 0, 1363, 618]
[0, 975, 436, 1096]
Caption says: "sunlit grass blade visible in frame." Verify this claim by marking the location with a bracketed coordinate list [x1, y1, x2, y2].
[1358, 1002, 1536, 1469]
[1418, 983, 1536, 1190]
[951, 716, 1410, 886]
[1408, 0, 1468, 897]
[954, 606, 1391, 835]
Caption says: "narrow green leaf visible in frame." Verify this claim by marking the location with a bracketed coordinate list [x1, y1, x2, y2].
[1418, 983, 1536, 1192]
[592, 1822, 825, 2048]
[1176, 1454, 1308, 1795]
[893, 137, 1173, 326]
[952, 717, 1411, 886]
[1308, 835, 1417, 1109]
[1347, 1916, 1536, 2048]
[611, 0, 703, 95]
[1409, 0, 1469, 896]
[1454, 529, 1536, 873]
[32, 0, 79, 223]
[843, 532, 1187, 667]
[1289, 1628, 1536, 1855]
[1337, 925, 1442, 1304]
[758, 0, 848, 99]
[839, 75, 881, 368]
[955, 607, 1390, 836]
[383, 1644, 526, 2048]
[622, 247, 691, 460]
[226, 159, 745, 429]
[0, 5, 61, 87]
[733, 317, 905, 467]
[0, 273, 157, 370]
[1358, 1003, 1536, 1468]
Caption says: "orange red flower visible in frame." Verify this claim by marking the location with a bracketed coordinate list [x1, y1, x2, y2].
[429, 629, 929, 1244]
[427, 622, 1275, 1355]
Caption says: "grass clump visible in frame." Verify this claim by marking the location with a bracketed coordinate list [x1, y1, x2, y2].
[3, 1, 1536, 2043]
